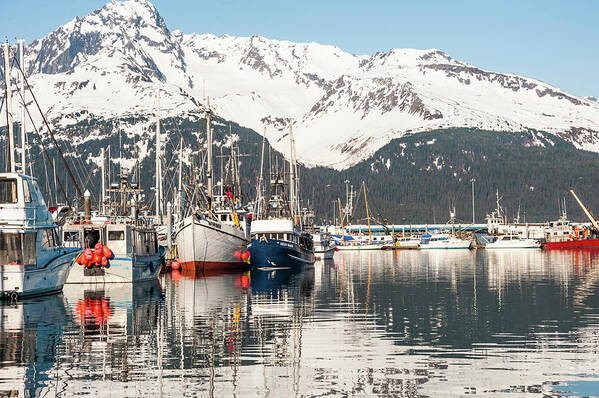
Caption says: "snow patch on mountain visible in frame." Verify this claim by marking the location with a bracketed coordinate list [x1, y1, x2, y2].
[1, 0, 599, 170]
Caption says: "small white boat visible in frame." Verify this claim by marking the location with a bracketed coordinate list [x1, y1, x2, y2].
[420, 233, 472, 250]
[382, 237, 421, 250]
[0, 173, 79, 298]
[313, 232, 337, 260]
[336, 242, 384, 251]
[486, 234, 541, 249]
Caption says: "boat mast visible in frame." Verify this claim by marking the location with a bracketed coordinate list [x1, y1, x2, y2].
[363, 181, 372, 244]
[155, 89, 162, 223]
[206, 97, 213, 208]
[2, 42, 15, 173]
[288, 124, 296, 221]
[257, 125, 266, 216]
[338, 198, 345, 244]
[177, 137, 183, 221]
[18, 39, 26, 174]
[101, 147, 106, 213]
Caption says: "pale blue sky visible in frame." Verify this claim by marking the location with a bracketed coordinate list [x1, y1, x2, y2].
[1, 0, 597, 97]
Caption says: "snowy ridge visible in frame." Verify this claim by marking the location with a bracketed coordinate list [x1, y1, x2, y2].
[2, 0, 599, 169]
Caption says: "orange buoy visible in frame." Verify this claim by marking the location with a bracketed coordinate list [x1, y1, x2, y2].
[75, 252, 85, 265]
[92, 253, 102, 264]
[171, 261, 180, 270]
[101, 256, 109, 267]
[240, 251, 250, 261]
[102, 246, 113, 259]
[94, 243, 103, 252]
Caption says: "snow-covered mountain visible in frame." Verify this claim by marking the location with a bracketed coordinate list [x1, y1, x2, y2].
[4, 0, 599, 169]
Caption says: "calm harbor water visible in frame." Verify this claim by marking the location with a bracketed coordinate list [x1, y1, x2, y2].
[3, 250, 599, 397]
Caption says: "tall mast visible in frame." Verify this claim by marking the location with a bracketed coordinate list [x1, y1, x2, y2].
[177, 137, 183, 220]
[288, 124, 296, 220]
[363, 181, 372, 244]
[338, 198, 345, 244]
[155, 89, 162, 223]
[206, 97, 213, 206]
[257, 125, 266, 216]
[2, 43, 15, 173]
[101, 147, 106, 213]
[18, 39, 26, 174]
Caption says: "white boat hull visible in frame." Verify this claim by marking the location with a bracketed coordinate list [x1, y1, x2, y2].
[337, 244, 384, 251]
[1, 251, 77, 298]
[421, 241, 472, 250]
[66, 251, 163, 284]
[175, 216, 248, 274]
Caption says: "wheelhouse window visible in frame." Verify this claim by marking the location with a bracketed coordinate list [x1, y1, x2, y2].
[63, 231, 81, 248]
[0, 232, 36, 265]
[108, 230, 125, 241]
[0, 179, 18, 204]
[41, 228, 59, 248]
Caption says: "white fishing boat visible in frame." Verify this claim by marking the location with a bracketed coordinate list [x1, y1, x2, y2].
[174, 98, 249, 274]
[486, 235, 541, 249]
[62, 176, 164, 283]
[0, 173, 79, 298]
[312, 232, 337, 260]
[419, 233, 472, 250]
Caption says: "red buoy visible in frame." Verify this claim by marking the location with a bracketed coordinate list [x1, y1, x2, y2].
[240, 251, 250, 261]
[102, 246, 113, 259]
[171, 261, 180, 270]
[101, 256, 109, 267]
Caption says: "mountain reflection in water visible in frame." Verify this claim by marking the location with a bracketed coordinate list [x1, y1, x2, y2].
[1, 250, 599, 396]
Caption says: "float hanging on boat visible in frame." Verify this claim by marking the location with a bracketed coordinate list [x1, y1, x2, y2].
[75, 243, 114, 268]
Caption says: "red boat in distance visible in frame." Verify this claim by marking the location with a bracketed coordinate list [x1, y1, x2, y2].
[543, 190, 599, 249]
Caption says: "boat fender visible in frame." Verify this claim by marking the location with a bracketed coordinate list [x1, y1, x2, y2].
[171, 260, 180, 270]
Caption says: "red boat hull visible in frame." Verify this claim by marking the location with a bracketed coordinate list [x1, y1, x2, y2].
[543, 239, 599, 249]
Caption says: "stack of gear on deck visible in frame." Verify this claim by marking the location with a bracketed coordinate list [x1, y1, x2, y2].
[75, 243, 114, 268]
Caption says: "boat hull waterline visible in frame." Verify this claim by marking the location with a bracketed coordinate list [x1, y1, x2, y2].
[543, 238, 599, 250]
[66, 249, 164, 284]
[248, 238, 315, 270]
[1, 251, 78, 298]
[175, 216, 248, 273]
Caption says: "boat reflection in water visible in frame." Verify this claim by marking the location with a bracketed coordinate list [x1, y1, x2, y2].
[6, 250, 599, 396]
[0, 295, 70, 397]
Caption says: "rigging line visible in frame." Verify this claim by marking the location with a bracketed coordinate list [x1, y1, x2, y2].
[12, 54, 83, 202]
[17, 91, 71, 206]
[10, 77, 71, 203]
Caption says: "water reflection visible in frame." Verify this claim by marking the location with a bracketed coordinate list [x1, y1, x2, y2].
[4, 250, 599, 396]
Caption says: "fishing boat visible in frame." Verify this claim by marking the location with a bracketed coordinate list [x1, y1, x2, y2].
[248, 125, 315, 269]
[543, 190, 599, 249]
[419, 233, 472, 249]
[312, 232, 337, 260]
[0, 173, 79, 298]
[486, 234, 541, 249]
[62, 175, 164, 283]
[174, 98, 249, 274]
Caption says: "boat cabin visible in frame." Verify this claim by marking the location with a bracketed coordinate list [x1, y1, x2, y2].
[0, 173, 69, 268]
[62, 222, 159, 257]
